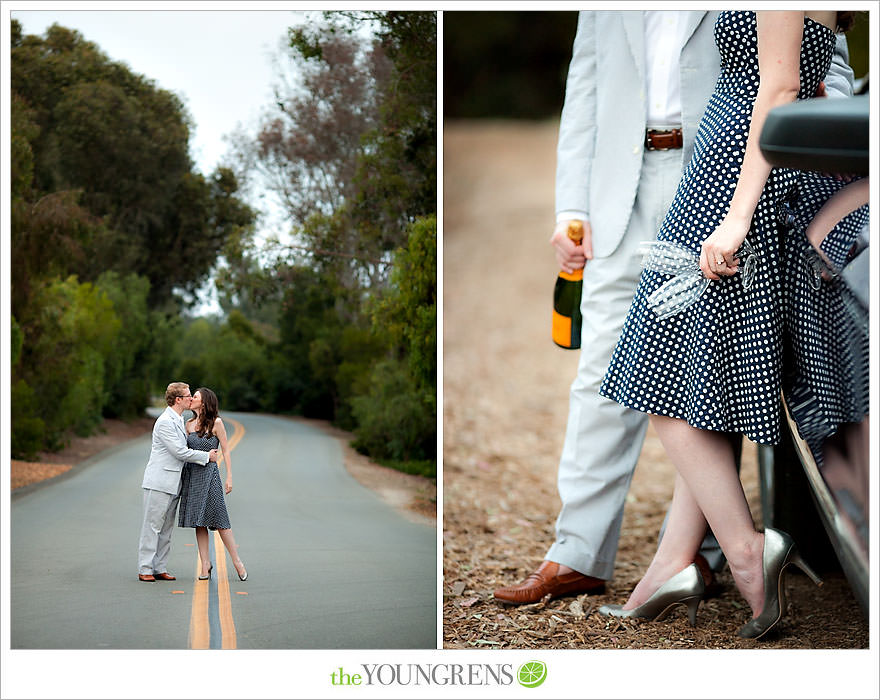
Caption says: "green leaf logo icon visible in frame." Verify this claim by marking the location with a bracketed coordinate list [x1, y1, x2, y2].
[517, 660, 547, 688]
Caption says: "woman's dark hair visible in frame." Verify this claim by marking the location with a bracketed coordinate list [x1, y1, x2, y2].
[836, 12, 857, 33]
[195, 387, 219, 438]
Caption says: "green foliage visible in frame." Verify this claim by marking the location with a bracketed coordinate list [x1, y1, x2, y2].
[351, 217, 437, 464]
[10, 16, 437, 474]
[334, 12, 437, 251]
[11, 379, 45, 460]
[10, 93, 39, 199]
[171, 313, 273, 413]
[351, 358, 435, 463]
[372, 216, 437, 394]
[95, 272, 155, 419]
[11, 21, 255, 308]
[333, 326, 386, 430]
[14, 276, 121, 451]
[374, 458, 437, 479]
[10, 20, 255, 456]
[11, 316, 24, 367]
[222, 13, 437, 473]
[287, 26, 325, 61]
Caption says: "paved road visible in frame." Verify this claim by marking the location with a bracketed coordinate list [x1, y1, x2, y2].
[11, 413, 436, 649]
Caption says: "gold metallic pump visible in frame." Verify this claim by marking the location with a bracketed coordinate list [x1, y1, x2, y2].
[598, 563, 705, 626]
[737, 527, 823, 640]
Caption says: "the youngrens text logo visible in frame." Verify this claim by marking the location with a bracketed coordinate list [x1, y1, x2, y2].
[330, 662, 548, 688]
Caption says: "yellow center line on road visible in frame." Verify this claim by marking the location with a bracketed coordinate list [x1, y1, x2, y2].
[215, 528, 237, 649]
[188, 552, 210, 648]
[188, 416, 246, 650]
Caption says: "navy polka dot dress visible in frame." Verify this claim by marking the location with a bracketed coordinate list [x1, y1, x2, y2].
[600, 12, 837, 445]
[781, 172, 869, 458]
[178, 431, 231, 530]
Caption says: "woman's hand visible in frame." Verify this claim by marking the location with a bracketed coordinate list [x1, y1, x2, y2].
[225, 478, 232, 495]
[700, 215, 749, 280]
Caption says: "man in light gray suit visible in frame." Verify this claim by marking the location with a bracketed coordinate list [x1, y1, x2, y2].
[495, 10, 854, 604]
[137, 382, 218, 582]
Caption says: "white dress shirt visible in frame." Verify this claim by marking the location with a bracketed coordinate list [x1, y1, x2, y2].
[644, 10, 687, 128]
[558, 10, 689, 223]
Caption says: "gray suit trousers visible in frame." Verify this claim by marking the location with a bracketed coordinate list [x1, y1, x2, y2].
[138, 488, 180, 575]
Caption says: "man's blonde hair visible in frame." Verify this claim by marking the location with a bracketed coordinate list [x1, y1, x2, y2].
[165, 382, 190, 407]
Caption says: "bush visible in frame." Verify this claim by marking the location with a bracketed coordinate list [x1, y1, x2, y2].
[350, 215, 436, 468]
[351, 358, 435, 464]
[15, 276, 120, 450]
[11, 379, 45, 460]
[96, 271, 154, 419]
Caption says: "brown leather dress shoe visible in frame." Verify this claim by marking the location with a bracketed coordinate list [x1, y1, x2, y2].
[138, 574, 156, 582]
[493, 561, 605, 604]
[693, 553, 725, 598]
[153, 572, 176, 581]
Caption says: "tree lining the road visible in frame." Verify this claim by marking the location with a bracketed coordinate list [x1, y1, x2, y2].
[10, 20, 255, 456]
[10, 13, 436, 477]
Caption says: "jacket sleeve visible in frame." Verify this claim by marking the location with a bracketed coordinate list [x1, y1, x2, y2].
[155, 417, 210, 466]
[555, 11, 597, 219]
[823, 34, 855, 99]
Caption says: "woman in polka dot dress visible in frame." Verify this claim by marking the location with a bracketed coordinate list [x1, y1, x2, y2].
[781, 172, 869, 459]
[179, 387, 248, 581]
[597, 11, 851, 638]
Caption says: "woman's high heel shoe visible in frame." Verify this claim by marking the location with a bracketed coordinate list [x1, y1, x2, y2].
[598, 563, 705, 626]
[737, 528, 823, 639]
[198, 563, 213, 581]
[235, 561, 247, 582]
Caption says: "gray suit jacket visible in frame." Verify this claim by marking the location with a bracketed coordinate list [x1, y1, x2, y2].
[556, 10, 854, 258]
[141, 406, 210, 495]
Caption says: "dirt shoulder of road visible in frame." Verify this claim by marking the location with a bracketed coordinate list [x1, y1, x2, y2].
[11, 414, 436, 526]
[11, 416, 157, 490]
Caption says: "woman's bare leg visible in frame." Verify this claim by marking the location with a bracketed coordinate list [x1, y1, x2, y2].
[628, 415, 765, 616]
[195, 527, 210, 576]
[623, 472, 707, 608]
[217, 528, 246, 577]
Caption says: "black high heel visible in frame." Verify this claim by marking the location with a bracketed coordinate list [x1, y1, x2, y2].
[198, 563, 213, 581]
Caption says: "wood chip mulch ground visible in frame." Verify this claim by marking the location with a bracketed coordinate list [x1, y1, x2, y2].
[442, 120, 868, 650]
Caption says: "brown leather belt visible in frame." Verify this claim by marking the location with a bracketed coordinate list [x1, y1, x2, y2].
[645, 128, 683, 150]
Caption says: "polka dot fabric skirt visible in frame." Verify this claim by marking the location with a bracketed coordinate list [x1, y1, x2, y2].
[600, 12, 837, 445]
[781, 172, 869, 458]
[178, 432, 231, 530]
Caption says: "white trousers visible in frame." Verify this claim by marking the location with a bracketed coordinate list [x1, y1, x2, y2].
[546, 148, 724, 579]
[138, 488, 180, 575]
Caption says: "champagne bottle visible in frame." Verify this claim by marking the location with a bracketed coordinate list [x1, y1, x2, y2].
[552, 220, 584, 349]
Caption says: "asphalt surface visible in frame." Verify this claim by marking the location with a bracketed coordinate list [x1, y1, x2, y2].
[10, 412, 436, 649]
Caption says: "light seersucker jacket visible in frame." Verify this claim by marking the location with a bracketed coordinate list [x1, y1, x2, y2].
[141, 406, 211, 495]
[555, 10, 854, 258]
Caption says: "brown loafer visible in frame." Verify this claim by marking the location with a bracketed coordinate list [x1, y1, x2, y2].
[153, 572, 176, 581]
[493, 560, 605, 604]
[138, 574, 156, 582]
